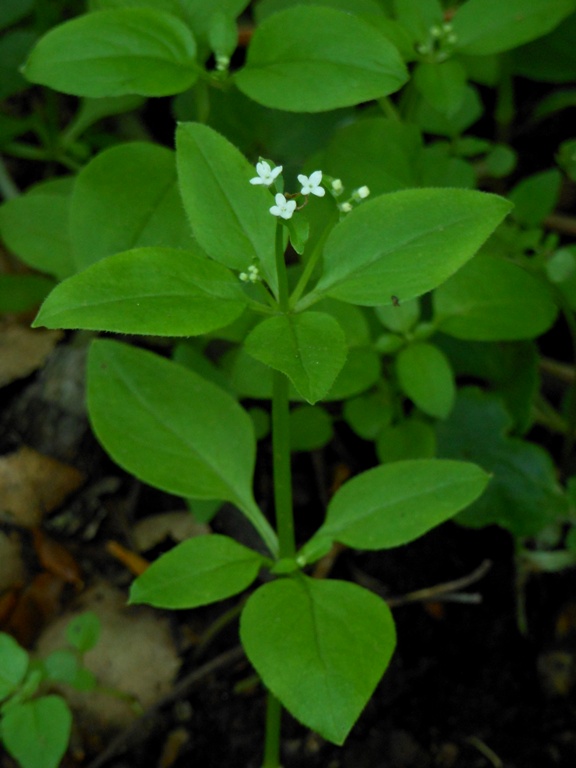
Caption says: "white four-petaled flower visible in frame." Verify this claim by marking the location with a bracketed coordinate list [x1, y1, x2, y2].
[298, 171, 325, 197]
[250, 160, 283, 186]
[270, 193, 297, 220]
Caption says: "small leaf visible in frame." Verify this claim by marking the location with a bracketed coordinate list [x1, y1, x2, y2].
[289, 405, 333, 451]
[452, 0, 576, 56]
[509, 169, 561, 226]
[240, 575, 396, 744]
[1, 696, 72, 768]
[244, 312, 347, 404]
[413, 59, 467, 118]
[308, 459, 489, 551]
[234, 6, 408, 112]
[65, 612, 101, 653]
[0, 633, 28, 699]
[176, 123, 277, 294]
[23, 8, 198, 97]
[0, 191, 74, 280]
[70, 142, 191, 270]
[302, 189, 512, 307]
[396, 342, 455, 418]
[130, 535, 265, 608]
[436, 388, 567, 536]
[433, 254, 558, 340]
[88, 340, 277, 555]
[33, 247, 248, 336]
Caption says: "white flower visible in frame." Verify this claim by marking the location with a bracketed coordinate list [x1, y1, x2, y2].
[297, 170, 325, 197]
[239, 265, 260, 283]
[331, 178, 344, 194]
[270, 193, 297, 220]
[338, 201, 353, 213]
[353, 185, 370, 201]
[250, 160, 283, 186]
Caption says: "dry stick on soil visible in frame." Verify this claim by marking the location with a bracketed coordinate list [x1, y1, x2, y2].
[386, 559, 492, 607]
[86, 645, 245, 768]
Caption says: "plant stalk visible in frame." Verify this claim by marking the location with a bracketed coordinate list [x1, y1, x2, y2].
[261, 223, 297, 768]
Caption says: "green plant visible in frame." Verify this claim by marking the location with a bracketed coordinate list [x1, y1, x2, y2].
[3, 0, 576, 764]
[0, 613, 100, 768]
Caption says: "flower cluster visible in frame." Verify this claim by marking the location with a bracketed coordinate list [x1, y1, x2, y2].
[249, 160, 326, 221]
[249, 160, 370, 220]
[416, 21, 458, 61]
[239, 265, 260, 283]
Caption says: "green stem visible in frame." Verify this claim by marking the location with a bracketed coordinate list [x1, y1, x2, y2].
[272, 223, 295, 558]
[289, 210, 337, 309]
[262, 693, 282, 768]
[261, 225, 296, 768]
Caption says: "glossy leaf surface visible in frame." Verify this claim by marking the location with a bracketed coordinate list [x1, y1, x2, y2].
[34, 247, 247, 336]
[23, 8, 198, 97]
[240, 575, 396, 744]
[235, 6, 408, 111]
[176, 123, 277, 293]
[130, 535, 265, 608]
[87, 340, 277, 555]
[244, 312, 347, 404]
[303, 189, 512, 307]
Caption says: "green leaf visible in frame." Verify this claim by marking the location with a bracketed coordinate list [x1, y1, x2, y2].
[176, 123, 278, 294]
[70, 143, 191, 271]
[302, 189, 512, 307]
[375, 297, 420, 333]
[452, 0, 576, 56]
[0, 633, 28, 700]
[130, 534, 264, 608]
[509, 169, 561, 226]
[396, 342, 455, 418]
[320, 117, 422, 196]
[512, 11, 576, 83]
[87, 340, 277, 555]
[244, 312, 347, 404]
[433, 254, 558, 340]
[413, 60, 467, 118]
[289, 405, 333, 451]
[33, 247, 248, 336]
[343, 388, 393, 440]
[306, 459, 489, 552]
[66, 612, 101, 653]
[234, 6, 408, 112]
[240, 575, 396, 744]
[393, 0, 444, 41]
[1, 696, 72, 768]
[376, 420, 436, 463]
[23, 8, 198, 97]
[436, 388, 567, 536]
[0, 275, 54, 314]
[0, 0, 34, 30]
[0, 30, 37, 100]
[43, 650, 80, 685]
[0, 190, 74, 280]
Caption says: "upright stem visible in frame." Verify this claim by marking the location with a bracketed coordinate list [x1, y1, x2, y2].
[272, 222, 295, 559]
[262, 224, 296, 768]
[262, 694, 283, 768]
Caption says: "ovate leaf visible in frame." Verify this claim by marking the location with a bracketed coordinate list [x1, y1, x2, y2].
[0, 633, 28, 699]
[303, 459, 488, 554]
[395, 342, 455, 418]
[433, 254, 557, 340]
[1, 697, 72, 768]
[176, 123, 277, 294]
[244, 312, 347, 404]
[240, 575, 396, 744]
[235, 6, 408, 112]
[70, 143, 191, 270]
[88, 340, 277, 555]
[130, 535, 265, 608]
[23, 8, 198, 97]
[452, 0, 576, 56]
[34, 247, 247, 336]
[301, 189, 512, 307]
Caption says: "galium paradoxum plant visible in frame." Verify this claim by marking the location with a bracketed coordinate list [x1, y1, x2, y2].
[32, 122, 511, 766]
